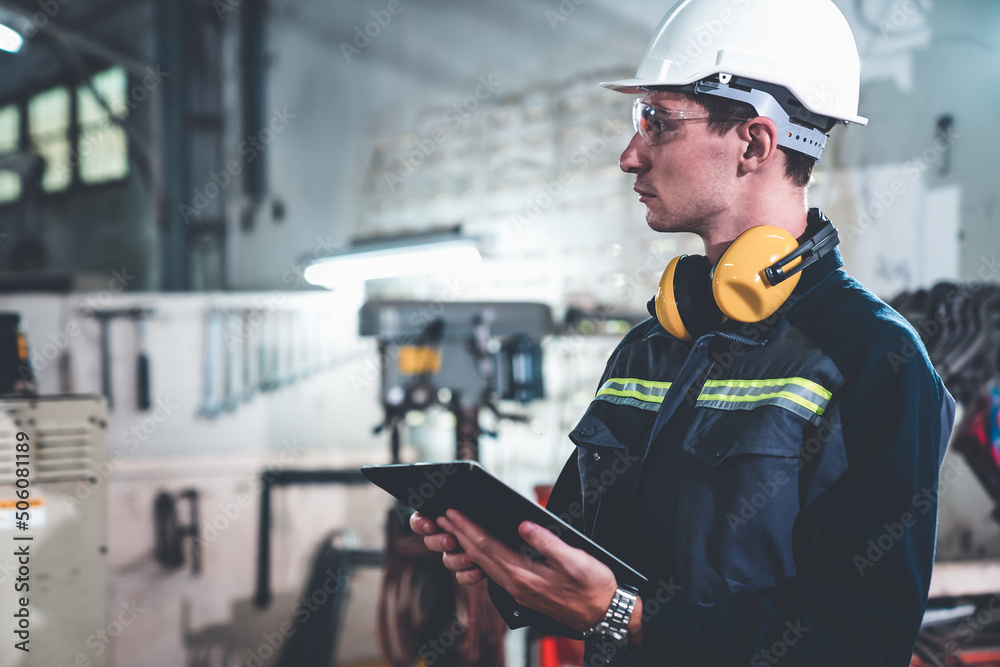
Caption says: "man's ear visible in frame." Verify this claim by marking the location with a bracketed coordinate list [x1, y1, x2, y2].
[736, 117, 780, 173]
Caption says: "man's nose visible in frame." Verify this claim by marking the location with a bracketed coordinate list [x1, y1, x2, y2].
[620, 132, 647, 174]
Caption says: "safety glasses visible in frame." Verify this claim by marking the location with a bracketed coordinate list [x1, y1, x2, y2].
[632, 99, 745, 145]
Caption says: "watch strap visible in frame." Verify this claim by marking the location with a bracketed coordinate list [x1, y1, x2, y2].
[583, 585, 638, 643]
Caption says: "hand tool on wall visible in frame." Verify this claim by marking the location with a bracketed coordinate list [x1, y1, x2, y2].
[267, 312, 280, 390]
[324, 310, 335, 370]
[305, 310, 315, 376]
[282, 310, 292, 385]
[242, 308, 257, 403]
[153, 488, 202, 574]
[297, 309, 307, 379]
[283, 310, 295, 386]
[82, 307, 154, 411]
[136, 315, 151, 411]
[197, 309, 222, 418]
[257, 313, 270, 392]
[222, 310, 239, 412]
[267, 311, 281, 390]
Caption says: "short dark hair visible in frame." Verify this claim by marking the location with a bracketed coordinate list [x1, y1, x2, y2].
[690, 94, 816, 189]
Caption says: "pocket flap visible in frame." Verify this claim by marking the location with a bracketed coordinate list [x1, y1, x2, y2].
[569, 414, 627, 450]
[682, 408, 805, 466]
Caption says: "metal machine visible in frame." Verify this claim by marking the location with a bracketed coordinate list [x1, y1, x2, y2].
[360, 300, 552, 667]
[360, 300, 551, 460]
[0, 396, 109, 667]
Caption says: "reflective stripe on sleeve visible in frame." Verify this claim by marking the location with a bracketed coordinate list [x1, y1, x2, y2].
[595, 378, 672, 412]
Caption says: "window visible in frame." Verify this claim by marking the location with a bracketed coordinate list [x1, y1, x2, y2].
[0, 65, 130, 205]
[0, 105, 21, 204]
[28, 86, 71, 192]
[77, 66, 129, 184]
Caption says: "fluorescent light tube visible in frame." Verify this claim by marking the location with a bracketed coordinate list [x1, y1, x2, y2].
[0, 24, 23, 53]
[304, 240, 481, 289]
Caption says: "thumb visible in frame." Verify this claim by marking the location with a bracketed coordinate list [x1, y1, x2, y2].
[518, 521, 574, 564]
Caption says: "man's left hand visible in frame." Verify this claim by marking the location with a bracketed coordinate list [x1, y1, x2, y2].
[436, 509, 619, 633]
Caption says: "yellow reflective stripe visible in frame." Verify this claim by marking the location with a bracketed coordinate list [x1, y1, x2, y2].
[594, 376, 831, 417]
[598, 387, 664, 402]
[596, 378, 672, 405]
[702, 377, 831, 400]
[697, 390, 826, 416]
[602, 378, 673, 391]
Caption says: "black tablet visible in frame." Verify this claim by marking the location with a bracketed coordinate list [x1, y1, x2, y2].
[360, 460, 647, 589]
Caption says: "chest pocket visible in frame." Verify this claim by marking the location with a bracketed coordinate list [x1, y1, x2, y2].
[673, 406, 813, 591]
[681, 406, 806, 465]
[569, 402, 651, 539]
[681, 373, 833, 469]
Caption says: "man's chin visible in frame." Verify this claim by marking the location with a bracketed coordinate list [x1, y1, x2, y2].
[645, 211, 685, 234]
[645, 208, 669, 231]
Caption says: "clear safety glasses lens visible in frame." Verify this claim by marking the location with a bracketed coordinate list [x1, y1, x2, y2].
[632, 99, 704, 145]
[632, 100, 744, 146]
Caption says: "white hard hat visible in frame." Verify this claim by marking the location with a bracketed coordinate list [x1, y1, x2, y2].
[603, 0, 868, 160]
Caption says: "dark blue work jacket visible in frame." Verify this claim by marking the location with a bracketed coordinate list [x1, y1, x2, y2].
[490, 216, 956, 666]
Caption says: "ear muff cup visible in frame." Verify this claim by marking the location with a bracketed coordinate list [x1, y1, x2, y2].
[656, 254, 723, 341]
[712, 226, 802, 322]
[656, 225, 810, 340]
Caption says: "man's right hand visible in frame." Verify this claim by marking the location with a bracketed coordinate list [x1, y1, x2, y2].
[410, 511, 486, 585]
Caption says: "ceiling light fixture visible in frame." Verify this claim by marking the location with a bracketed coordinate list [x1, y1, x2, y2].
[303, 228, 482, 289]
[0, 22, 24, 53]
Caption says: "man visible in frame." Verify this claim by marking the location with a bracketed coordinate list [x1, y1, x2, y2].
[412, 0, 956, 664]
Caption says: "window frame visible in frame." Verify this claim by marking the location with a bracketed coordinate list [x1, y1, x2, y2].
[0, 64, 132, 209]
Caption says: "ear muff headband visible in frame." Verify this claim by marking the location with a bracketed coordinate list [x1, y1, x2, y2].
[765, 220, 839, 285]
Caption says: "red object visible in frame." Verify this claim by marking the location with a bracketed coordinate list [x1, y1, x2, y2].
[911, 650, 1000, 666]
[532, 485, 586, 667]
[538, 635, 585, 667]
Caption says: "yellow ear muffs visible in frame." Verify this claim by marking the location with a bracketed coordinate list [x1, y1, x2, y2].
[654, 212, 839, 338]
[655, 256, 692, 341]
[712, 225, 803, 323]
[656, 254, 722, 341]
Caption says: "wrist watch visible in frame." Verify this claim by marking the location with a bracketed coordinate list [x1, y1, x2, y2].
[583, 585, 639, 660]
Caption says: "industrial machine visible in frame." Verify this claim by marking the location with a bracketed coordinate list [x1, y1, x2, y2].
[0, 395, 109, 667]
[360, 300, 550, 458]
[360, 300, 553, 667]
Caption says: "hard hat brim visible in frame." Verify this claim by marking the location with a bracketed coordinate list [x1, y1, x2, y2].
[599, 78, 648, 94]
